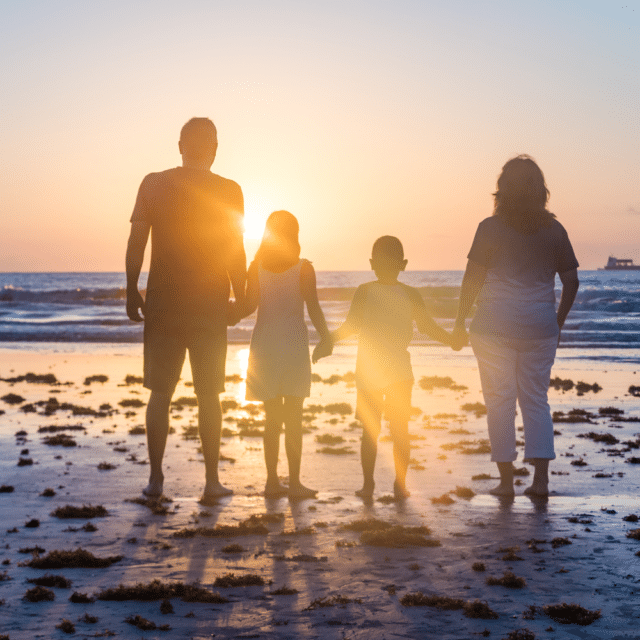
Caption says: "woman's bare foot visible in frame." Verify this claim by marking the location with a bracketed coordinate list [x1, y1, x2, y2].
[288, 483, 317, 499]
[489, 482, 515, 496]
[202, 480, 233, 500]
[355, 481, 375, 498]
[524, 483, 549, 497]
[264, 481, 288, 498]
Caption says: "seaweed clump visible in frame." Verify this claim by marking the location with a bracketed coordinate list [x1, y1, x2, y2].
[56, 619, 75, 634]
[97, 579, 229, 603]
[23, 585, 55, 602]
[51, 505, 107, 519]
[125, 614, 170, 631]
[304, 594, 362, 610]
[400, 593, 498, 619]
[213, 573, 265, 588]
[361, 527, 440, 548]
[486, 571, 526, 588]
[25, 548, 122, 569]
[27, 574, 72, 588]
[172, 515, 269, 538]
[543, 602, 601, 625]
[626, 528, 640, 540]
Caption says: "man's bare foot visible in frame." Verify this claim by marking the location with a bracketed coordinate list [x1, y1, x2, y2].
[355, 482, 375, 498]
[288, 483, 317, 499]
[489, 483, 515, 496]
[394, 482, 410, 500]
[142, 479, 163, 498]
[202, 480, 233, 499]
[524, 483, 549, 497]
[264, 481, 288, 498]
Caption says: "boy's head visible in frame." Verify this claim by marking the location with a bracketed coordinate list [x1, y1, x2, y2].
[370, 236, 408, 278]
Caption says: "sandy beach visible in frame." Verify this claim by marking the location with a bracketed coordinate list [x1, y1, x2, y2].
[1, 343, 639, 639]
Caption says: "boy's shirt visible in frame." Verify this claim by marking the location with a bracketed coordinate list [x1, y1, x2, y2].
[344, 281, 429, 391]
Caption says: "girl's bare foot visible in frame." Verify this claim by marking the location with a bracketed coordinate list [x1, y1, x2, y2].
[489, 482, 515, 496]
[394, 481, 410, 500]
[355, 481, 375, 498]
[264, 481, 288, 498]
[202, 480, 233, 500]
[288, 483, 317, 499]
[142, 477, 163, 498]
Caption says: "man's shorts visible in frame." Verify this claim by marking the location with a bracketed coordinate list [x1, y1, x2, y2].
[355, 379, 413, 435]
[143, 308, 227, 396]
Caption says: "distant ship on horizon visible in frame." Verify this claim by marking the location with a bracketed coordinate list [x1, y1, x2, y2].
[599, 256, 640, 270]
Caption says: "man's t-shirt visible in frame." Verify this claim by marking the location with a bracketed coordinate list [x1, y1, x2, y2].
[345, 281, 427, 391]
[130, 167, 245, 318]
[467, 216, 579, 339]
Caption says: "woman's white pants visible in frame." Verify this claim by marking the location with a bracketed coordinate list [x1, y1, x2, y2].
[470, 332, 557, 462]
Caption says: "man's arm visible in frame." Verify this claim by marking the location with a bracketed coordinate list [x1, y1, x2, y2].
[226, 186, 247, 305]
[126, 221, 151, 322]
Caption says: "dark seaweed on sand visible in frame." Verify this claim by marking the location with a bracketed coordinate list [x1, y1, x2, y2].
[453, 486, 475, 498]
[171, 396, 198, 408]
[543, 603, 601, 625]
[17, 457, 33, 466]
[578, 431, 620, 445]
[51, 504, 107, 519]
[626, 528, 640, 540]
[0, 571, 11, 582]
[26, 548, 122, 569]
[304, 594, 362, 610]
[361, 528, 441, 548]
[472, 473, 493, 480]
[551, 537, 572, 548]
[38, 424, 86, 432]
[172, 518, 269, 538]
[486, 571, 526, 588]
[340, 518, 394, 533]
[221, 544, 245, 553]
[118, 397, 145, 408]
[40, 487, 56, 497]
[125, 614, 170, 631]
[315, 433, 346, 445]
[400, 593, 498, 619]
[84, 375, 108, 385]
[504, 630, 535, 640]
[43, 433, 77, 447]
[431, 494, 455, 505]
[69, 591, 95, 603]
[271, 585, 299, 595]
[56, 619, 75, 633]
[461, 402, 487, 416]
[472, 562, 486, 572]
[27, 574, 72, 588]
[214, 573, 265, 588]
[0, 485, 14, 493]
[463, 600, 500, 619]
[317, 446, 355, 455]
[1, 372, 60, 384]
[419, 376, 468, 392]
[1, 393, 25, 405]
[623, 514, 639, 522]
[124, 374, 144, 385]
[98, 579, 229, 603]
[23, 585, 55, 602]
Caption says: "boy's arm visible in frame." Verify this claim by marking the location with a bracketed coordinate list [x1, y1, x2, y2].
[331, 286, 365, 343]
[410, 288, 456, 347]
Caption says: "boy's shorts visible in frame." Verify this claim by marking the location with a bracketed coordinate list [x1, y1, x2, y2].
[356, 379, 413, 430]
[143, 308, 227, 397]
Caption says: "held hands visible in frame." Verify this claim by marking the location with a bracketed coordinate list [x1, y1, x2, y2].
[227, 299, 244, 326]
[312, 336, 333, 363]
[450, 325, 469, 351]
[126, 289, 145, 322]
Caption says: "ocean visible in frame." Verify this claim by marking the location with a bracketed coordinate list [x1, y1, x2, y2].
[1, 271, 640, 351]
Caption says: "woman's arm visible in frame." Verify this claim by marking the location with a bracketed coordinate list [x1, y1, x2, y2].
[452, 259, 488, 347]
[556, 268, 579, 340]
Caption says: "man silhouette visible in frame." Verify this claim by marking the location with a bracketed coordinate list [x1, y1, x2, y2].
[126, 117, 246, 500]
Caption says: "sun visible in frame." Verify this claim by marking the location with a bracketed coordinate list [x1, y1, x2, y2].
[243, 211, 267, 240]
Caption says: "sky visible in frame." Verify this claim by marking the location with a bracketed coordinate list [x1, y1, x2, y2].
[0, 0, 638, 271]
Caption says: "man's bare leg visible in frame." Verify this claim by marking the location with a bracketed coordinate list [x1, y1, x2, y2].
[524, 458, 549, 496]
[144, 391, 172, 497]
[198, 392, 232, 497]
[489, 461, 515, 496]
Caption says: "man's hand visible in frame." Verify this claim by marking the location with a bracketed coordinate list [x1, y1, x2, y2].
[450, 326, 468, 351]
[312, 337, 333, 364]
[227, 300, 242, 326]
[126, 289, 145, 322]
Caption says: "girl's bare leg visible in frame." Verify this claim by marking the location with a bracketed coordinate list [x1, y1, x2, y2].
[284, 396, 316, 498]
[263, 397, 287, 496]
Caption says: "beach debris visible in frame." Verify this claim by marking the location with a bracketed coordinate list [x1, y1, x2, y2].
[472, 473, 494, 480]
[576, 381, 602, 395]
[315, 433, 346, 445]
[431, 494, 455, 505]
[280, 526, 316, 536]
[97, 462, 117, 470]
[472, 562, 486, 572]
[1, 393, 25, 404]
[23, 585, 55, 602]
[543, 603, 601, 625]
[84, 375, 108, 385]
[303, 594, 362, 610]
[159, 598, 174, 614]
[69, 591, 96, 603]
[97, 579, 229, 603]
[551, 537, 572, 548]
[128, 425, 146, 435]
[461, 402, 487, 417]
[271, 585, 299, 595]
[486, 571, 526, 588]
[0, 571, 11, 582]
[361, 527, 439, 548]
[623, 514, 639, 522]
[0, 485, 15, 493]
[626, 456, 640, 464]
[79, 612, 99, 623]
[125, 614, 170, 631]
[317, 445, 355, 455]
[626, 528, 640, 540]
[377, 494, 398, 504]
[24, 519, 40, 528]
[453, 486, 475, 498]
[51, 504, 107, 519]
[401, 593, 499, 619]
[172, 519, 269, 538]
[578, 432, 619, 445]
[17, 457, 34, 466]
[214, 573, 265, 587]
[25, 548, 122, 569]
[124, 374, 143, 384]
[27, 574, 72, 588]
[275, 554, 328, 563]
[552, 409, 596, 423]
[419, 376, 468, 392]
[171, 396, 198, 408]
[568, 516, 592, 524]
[19, 545, 45, 554]
[43, 433, 78, 447]
[38, 424, 86, 433]
[335, 539, 358, 548]
[503, 630, 535, 640]
[0, 372, 61, 384]
[340, 518, 395, 533]
[221, 544, 245, 553]
[118, 397, 145, 408]
[550, 376, 574, 391]
[305, 402, 353, 415]
[40, 487, 56, 497]
[55, 619, 75, 634]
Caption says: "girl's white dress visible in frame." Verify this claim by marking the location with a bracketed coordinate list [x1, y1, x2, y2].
[245, 259, 311, 401]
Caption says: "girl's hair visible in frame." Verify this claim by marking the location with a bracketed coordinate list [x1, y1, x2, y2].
[493, 155, 556, 234]
[254, 210, 301, 271]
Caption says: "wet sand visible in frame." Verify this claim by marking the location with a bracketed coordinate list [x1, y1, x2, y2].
[0, 344, 639, 639]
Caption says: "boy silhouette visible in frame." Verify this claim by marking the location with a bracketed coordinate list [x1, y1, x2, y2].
[329, 236, 456, 499]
